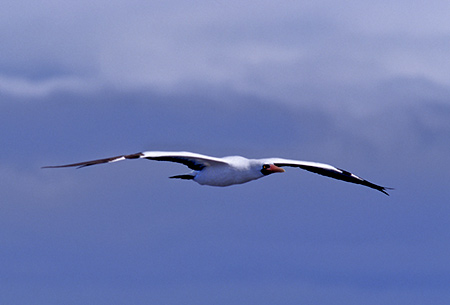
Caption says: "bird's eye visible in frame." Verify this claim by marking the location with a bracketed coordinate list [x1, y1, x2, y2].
[263, 164, 270, 169]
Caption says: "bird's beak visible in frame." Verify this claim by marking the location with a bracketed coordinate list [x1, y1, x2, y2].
[269, 164, 285, 173]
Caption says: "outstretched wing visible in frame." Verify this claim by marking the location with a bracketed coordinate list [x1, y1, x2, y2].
[42, 151, 229, 171]
[263, 158, 392, 195]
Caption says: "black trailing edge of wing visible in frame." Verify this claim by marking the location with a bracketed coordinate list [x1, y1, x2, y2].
[145, 157, 205, 171]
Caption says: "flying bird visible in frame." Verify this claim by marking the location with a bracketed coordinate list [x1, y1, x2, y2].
[43, 151, 391, 195]
[43, 151, 390, 196]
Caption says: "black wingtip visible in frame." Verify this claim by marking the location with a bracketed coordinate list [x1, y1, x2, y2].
[41, 153, 144, 170]
[41, 164, 89, 169]
[41, 165, 65, 169]
[379, 187, 394, 196]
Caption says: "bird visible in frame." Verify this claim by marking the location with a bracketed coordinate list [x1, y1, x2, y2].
[43, 151, 392, 195]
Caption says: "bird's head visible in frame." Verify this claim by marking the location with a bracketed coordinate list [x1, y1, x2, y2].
[260, 164, 285, 175]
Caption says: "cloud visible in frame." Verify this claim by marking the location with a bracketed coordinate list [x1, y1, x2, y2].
[2, 0, 450, 103]
[0, 75, 95, 98]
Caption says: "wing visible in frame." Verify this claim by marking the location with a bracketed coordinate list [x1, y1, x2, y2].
[42, 151, 229, 171]
[264, 158, 392, 195]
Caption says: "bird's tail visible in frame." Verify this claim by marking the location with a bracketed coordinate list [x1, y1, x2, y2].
[169, 174, 195, 180]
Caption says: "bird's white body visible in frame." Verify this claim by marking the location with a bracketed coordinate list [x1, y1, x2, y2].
[194, 156, 264, 186]
[43, 151, 391, 195]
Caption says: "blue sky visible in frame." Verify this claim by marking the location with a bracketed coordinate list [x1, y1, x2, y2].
[1, 1, 450, 304]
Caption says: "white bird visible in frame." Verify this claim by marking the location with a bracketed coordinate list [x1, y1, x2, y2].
[43, 151, 391, 195]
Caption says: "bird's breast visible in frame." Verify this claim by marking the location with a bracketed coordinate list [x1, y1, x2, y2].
[193, 165, 263, 186]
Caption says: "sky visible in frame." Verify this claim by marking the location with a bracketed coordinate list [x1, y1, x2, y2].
[1, 1, 450, 304]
